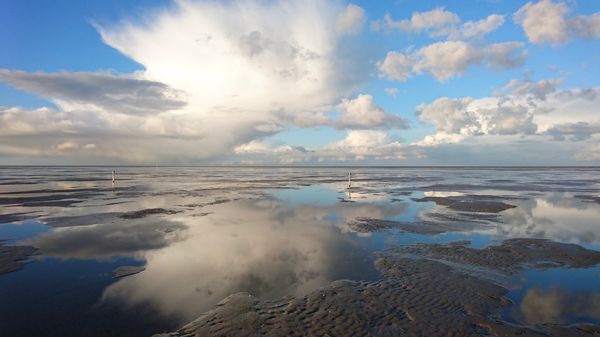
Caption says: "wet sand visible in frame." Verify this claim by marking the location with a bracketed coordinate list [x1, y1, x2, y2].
[575, 195, 600, 204]
[113, 265, 146, 278]
[394, 238, 600, 273]
[119, 208, 182, 219]
[347, 217, 478, 234]
[154, 239, 600, 337]
[1, 167, 599, 337]
[0, 242, 37, 275]
[412, 195, 517, 213]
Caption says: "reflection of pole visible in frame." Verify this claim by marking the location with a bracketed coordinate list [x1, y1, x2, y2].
[348, 172, 351, 189]
[347, 172, 352, 200]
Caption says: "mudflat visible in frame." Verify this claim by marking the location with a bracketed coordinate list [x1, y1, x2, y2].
[156, 239, 600, 337]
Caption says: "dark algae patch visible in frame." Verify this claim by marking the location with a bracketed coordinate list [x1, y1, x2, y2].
[154, 239, 600, 337]
[0, 242, 37, 275]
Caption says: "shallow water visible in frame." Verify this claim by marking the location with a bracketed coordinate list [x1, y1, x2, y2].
[0, 166, 599, 336]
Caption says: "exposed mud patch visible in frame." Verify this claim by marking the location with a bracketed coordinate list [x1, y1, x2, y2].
[119, 208, 182, 219]
[0, 193, 104, 207]
[181, 199, 232, 208]
[154, 239, 600, 337]
[575, 195, 600, 204]
[0, 242, 37, 275]
[394, 238, 600, 273]
[0, 212, 33, 224]
[412, 195, 517, 213]
[347, 217, 478, 235]
[113, 265, 146, 278]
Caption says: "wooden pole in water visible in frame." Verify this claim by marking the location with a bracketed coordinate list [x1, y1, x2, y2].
[112, 170, 116, 184]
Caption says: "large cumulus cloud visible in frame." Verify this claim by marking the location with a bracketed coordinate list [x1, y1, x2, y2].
[0, 0, 369, 164]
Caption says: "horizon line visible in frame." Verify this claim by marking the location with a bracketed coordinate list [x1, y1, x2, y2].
[1, 165, 599, 169]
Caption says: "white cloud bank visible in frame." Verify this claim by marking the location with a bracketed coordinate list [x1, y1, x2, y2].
[233, 130, 423, 164]
[416, 79, 600, 146]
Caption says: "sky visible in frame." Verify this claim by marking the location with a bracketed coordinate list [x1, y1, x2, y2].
[1, 0, 599, 165]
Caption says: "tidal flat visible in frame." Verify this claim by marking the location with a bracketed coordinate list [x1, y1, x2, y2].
[0, 166, 599, 336]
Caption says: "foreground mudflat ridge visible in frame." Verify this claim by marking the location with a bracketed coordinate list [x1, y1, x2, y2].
[155, 239, 600, 337]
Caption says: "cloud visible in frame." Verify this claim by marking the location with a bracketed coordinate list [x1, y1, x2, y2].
[416, 97, 537, 145]
[376, 8, 504, 40]
[55, 141, 96, 151]
[232, 130, 422, 164]
[336, 4, 366, 36]
[379, 41, 526, 82]
[447, 14, 505, 40]
[1, 0, 369, 164]
[336, 94, 409, 130]
[384, 88, 399, 97]
[486, 42, 528, 69]
[96, 0, 356, 117]
[574, 143, 600, 161]
[0, 70, 186, 116]
[501, 78, 562, 101]
[514, 0, 600, 45]
[233, 140, 312, 164]
[234, 140, 308, 157]
[378, 51, 414, 81]
[546, 122, 600, 141]
[56, 141, 80, 151]
[514, 0, 569, 45]
[379, 7, 460, 36]
[413, 41, 484, 81]
[571, 12, 600, 39]
[320, 130, 418, 161]
[416, 80, 600, 146]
